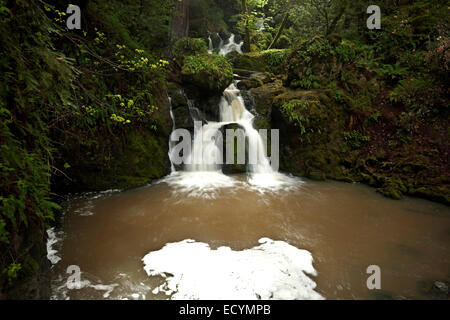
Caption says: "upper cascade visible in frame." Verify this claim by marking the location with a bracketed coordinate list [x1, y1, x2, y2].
[208, 32, 243, 56]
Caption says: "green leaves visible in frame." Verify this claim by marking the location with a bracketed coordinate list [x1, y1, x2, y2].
[343, 130, 371, 149]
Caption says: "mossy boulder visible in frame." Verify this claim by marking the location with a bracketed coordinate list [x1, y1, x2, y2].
[63, 128, 171, 192]
[231, 49, 288, 73]
[173, 37, 208, 62]
[270, 88, 346, 180]
[248, 80, 285, 131]
[181, 53, 233, 94]
[237, 78, 262, 90]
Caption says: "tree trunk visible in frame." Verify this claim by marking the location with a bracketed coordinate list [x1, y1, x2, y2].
[242, 0, 251, 52]
[171, 0, 190, 42]
[268, 11, 289, 50]
[326, 3, 346, 36]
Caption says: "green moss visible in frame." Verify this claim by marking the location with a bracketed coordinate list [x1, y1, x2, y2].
[377, 178, 408, 200]
[410, 187, 450, 205]
[173, 37, 208, 61]
[181, 53, 233, 93]
[232, 50, 288, 73]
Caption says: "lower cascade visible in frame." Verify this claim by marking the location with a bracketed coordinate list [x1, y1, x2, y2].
[166, 80, 299, 196]
[181, 82, 273, 174]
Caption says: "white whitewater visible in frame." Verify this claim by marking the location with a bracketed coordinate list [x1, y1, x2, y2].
[219, 83, 273, 174]
[184, 82, 272, 174]
[167, 97, 176, 172]
[218, 33, 243, 56]
[208, 32, 243, 56]
[208, 35, 213, 54]
[165, 81, 303, 196]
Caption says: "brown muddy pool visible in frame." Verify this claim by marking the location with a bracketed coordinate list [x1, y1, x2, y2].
[48, 172, 450, 300]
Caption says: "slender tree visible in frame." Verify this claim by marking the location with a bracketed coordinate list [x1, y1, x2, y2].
[241, 0, 251, 52]
[171, 0, 190, 41]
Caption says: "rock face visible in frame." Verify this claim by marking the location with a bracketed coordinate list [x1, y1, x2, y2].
[169, 85, 194, 131]
[249, 80, 285, 131]
[3, 222, 51, 299]
[243, 74, 449, 204]
[221, 123, 247, 174]
[231, 50, 288, 74]
[53, 94, 173, 193]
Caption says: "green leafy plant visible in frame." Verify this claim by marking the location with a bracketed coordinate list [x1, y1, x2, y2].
[344, 130, 371, 149]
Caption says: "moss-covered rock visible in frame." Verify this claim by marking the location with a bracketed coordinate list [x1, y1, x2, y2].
[62, 127, 171, 192]
[231, 49, 288, 73]
[173, 37, 208, 62]
[237, 78, 262, 90]
[181, 53, 233, 94]
[377, 177, 408, 200]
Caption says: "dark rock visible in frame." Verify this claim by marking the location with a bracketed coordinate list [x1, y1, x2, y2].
[210, 32, 222, 49]
[221, 123, 247, 174]
[237, 79, 261, 90]
[417, 279, 449, 299]
[249, 80, 285, 123]
[219, 29, 231, 41]
[4, 225, 51, 299]
[434, 281, 449, 293]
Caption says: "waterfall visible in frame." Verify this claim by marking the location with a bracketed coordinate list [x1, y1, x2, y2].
[168, 97, 176, 172]
[181, 81, 272, 174]
[219, 83, 273, 174]
[166, 56, 300, 195]
[207, 35, 213, 54]
[207, 33, 243, 56]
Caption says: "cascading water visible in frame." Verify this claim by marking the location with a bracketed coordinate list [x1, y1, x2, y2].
[208, 32, 243, 56]
[179, 81, 273, 174]
[219, 33, 243, 56]
[165, 79, 300, 197]
[167, 97, 176, 172]
[219, 83, 273, 174]
[207, 35, 213, 54]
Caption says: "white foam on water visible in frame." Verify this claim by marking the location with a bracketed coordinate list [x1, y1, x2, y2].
[46, 227, 62, 265]
[51, 274, 119, 300]
[161, 171, 240, 199]
[248, 172, 305, 194]
[142, 237, 324, 300]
